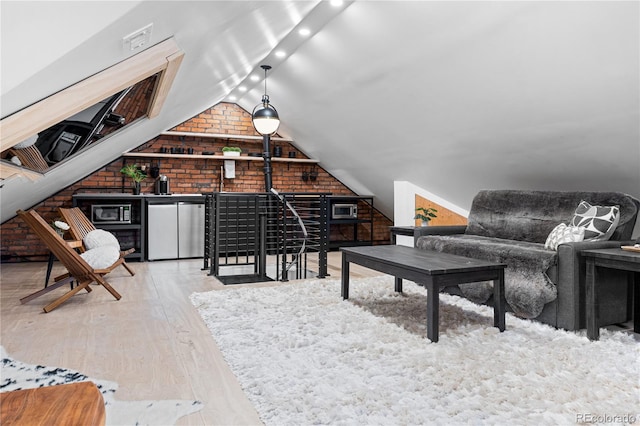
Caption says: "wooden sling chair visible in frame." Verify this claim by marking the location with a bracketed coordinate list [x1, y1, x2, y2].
[8, 145, 49, 172]
[16, 209, 122, 313]
[58, 207, 135, 276]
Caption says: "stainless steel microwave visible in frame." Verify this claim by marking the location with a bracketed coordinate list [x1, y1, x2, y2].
[91, 204, 132, 224]
[331, 203, 358, 220]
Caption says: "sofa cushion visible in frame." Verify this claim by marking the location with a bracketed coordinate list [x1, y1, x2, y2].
[416, 234, 558, 319]
[544, 223, 585, 250]
[570, 200, 619, 241]
[464, 190, 639, 243]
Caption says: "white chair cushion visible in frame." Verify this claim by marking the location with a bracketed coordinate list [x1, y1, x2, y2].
[13, 135, 38, 149]
[83, 229, 120, 250]
[80, 245, 120, 270]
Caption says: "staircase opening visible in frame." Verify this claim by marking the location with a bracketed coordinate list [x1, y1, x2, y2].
[204, 192, 329, 284]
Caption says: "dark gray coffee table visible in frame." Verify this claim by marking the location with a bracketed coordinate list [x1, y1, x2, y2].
[341, 245, 507, 342]
[583, 247, 640, 341]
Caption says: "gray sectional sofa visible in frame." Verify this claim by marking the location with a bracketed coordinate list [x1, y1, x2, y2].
[414, 190, 639, 331]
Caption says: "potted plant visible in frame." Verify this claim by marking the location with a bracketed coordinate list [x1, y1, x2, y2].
[414, 207, 437, 226]
[222, 146, 242, 157]
[120, 163, 147, 194]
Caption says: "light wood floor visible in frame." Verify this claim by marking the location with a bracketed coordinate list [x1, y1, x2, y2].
[0, 251, 382, 425]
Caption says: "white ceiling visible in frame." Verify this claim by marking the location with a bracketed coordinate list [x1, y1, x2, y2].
[1, 1, 639, 225]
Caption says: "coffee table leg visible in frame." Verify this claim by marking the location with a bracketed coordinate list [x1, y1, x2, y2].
[341, 253, 350, 300]
[494, 269, 506, 331]
[586, 260, 599, 341]
[634, 272, 639, 334]
[395, 277, 403, 293]
[426, 279, 439, 343]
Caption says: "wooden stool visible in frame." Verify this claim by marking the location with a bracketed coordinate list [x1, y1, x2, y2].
[0, 381, 106, 425]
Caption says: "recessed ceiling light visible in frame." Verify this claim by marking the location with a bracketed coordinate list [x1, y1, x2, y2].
[330, 0, 344, 7]
[275, 50, 286, 58]
[250, 74, 260, 82]
[238, 86, 247, 92]
[299, 28, 311, 36]
[228, 95, 237, 101]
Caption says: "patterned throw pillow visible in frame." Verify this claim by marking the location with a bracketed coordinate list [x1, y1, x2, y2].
[544, 223, 585, 250]
[570, 200, 620, 241]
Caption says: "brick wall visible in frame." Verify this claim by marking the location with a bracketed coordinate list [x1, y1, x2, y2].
[1, 103, 391, 262]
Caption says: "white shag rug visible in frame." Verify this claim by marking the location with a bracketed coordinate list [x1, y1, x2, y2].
[0, 346, 203, 425]
[190, 275, 640, 426]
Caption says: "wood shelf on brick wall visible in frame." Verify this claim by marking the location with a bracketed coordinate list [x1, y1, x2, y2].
[161, 131, 294, 142]
[122, 152, 319, 163]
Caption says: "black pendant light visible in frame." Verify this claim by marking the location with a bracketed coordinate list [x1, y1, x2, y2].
[252, 65, 280, 135]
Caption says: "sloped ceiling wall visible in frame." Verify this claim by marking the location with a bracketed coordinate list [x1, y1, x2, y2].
[239, 1, 639, 213]
[1, 1, 638, 226]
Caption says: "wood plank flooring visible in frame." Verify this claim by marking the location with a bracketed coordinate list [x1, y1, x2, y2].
[0, 252, 382, 425]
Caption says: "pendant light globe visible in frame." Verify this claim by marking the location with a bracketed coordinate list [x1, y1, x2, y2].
[251, 65, 280, 135]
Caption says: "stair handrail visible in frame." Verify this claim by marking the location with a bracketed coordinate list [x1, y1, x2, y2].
[270, 188, 308, 276]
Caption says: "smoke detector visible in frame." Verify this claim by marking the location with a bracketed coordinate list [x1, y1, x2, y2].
[123, 24, 153, 51]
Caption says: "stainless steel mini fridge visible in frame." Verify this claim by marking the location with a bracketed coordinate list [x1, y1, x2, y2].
[147, 202, 205, 260]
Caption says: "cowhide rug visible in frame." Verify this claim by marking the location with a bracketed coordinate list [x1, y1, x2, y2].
[0, 346, 203, 425]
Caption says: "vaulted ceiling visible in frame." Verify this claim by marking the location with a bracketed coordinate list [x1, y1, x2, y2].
[1, 1, 638, 225]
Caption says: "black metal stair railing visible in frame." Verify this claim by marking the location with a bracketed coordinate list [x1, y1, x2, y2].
[270, 190, 329, 281]
[203, 191, 328, 284]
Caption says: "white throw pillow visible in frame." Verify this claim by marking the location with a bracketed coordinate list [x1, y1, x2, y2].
[83, 229, 120, 250]
[570, 200, 620, 241]
[544, 223, 585, 251]
[80, 245, 120, 270]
